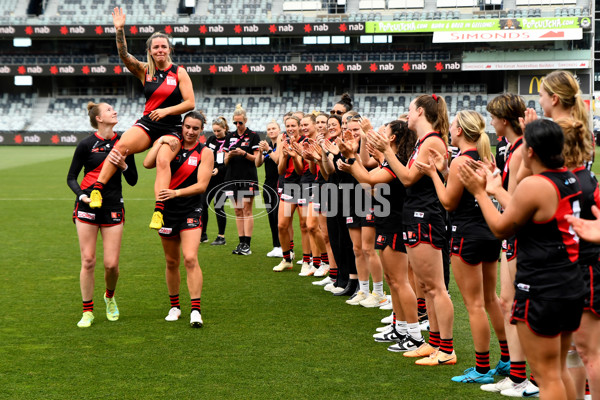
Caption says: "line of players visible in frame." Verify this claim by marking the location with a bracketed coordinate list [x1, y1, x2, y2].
[246, 72, 599, 400]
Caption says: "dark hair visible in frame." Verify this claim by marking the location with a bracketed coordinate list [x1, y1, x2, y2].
[486, 93, 526, 136]
[389, 120, 417, 164]
[183, 110, 206, 130]
[414, 94, 449, 144]
[336, 93, 353, 112]
[327, 114, 342, 126]
[524, 119, 564, 169]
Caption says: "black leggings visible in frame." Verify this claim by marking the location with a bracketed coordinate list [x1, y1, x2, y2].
[264, 180, 280, 248]
[326, 192, 356, 286]
[201, 177, 227, 237]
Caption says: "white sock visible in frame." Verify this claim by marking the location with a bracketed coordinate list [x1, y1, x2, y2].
[373, 281, 384, 296]
[407, 322, 422, 341]
[359, 280, 370, 294]
[396, 321, 408, 336]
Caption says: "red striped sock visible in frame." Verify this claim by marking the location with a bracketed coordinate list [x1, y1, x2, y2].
[105, 289, 115, 299]
[92, 181, 104, 191]
[154, 201, 165, 213]
[428, 331, 440, 348]
[290, 240, 294, 250]
[321, 253, 329, 264]
[283, 250, 291, 262]
[392, 312, 396, 325]
[169, 294, 180, 309]
[439, 337, 453, 354]
[302, 254, 310, 263]
[509, 361, 527, 383]
[499, 340, 510, 362]
[586, 379, 590, 395]
[83, 300, 93, 313]
[529, 374, 537, 386]
[417, 298, 427, 314]
[191, 298, 201, 312]
[312, 256, 321, 269]
[329, 268, 337, 282]
[475, 351, 490, 374]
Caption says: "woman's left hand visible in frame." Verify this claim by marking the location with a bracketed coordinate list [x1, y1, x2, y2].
[107, 148, 128, 170]
[149, 108, 169, 121]
[158, 189, 178, 201]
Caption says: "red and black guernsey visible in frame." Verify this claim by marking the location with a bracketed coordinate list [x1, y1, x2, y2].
[166, 142, 205, 216]
[283, 135, 308, 184]
[502, 137, 523, 190]
[143, 64, 184, 127]
[450, 149, 496, 240]
[574, 166, 600, 265]
[66, 132, 137, 207]
[377, 157, 406, 232]
[403, 132, 446, 225]
[516, 168, 583, 299]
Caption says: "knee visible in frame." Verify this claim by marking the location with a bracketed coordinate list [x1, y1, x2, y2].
[104, 261, 119, 273]
[364, 248, 377, 259]
[307, 222, 319, 235]
[183, 254, 198, 269]
[81, 255, 95, 271]
[352, 244, 363, 258]
[499, 296, 512, 314]
[165, 256, 179, 270]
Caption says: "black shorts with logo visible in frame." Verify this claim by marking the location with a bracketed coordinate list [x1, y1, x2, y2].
[225, 180, 260, 201]
[134, 115, 182, 146]
[375, 231, 407, 253]
[450, 237, 501, 266]
[158, 209, 202, 238]
[73, 202, 124, 227]
[581, 260, 600, 317]
[403, 222, 447, 250]
[510, 288, 583, 337]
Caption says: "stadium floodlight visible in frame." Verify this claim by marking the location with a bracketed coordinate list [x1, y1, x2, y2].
[13, 37, 32, 47]
[14, 76, 32, 86]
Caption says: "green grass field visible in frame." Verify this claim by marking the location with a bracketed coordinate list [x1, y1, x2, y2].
[2, 146, 587, 399]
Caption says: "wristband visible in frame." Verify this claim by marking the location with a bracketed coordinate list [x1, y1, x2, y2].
[122, 164, 128, 172]
[267, 149, 273, 154]
[346, 157, 356, 165]
[79, 194, 87, 201]
[325, 151, 331, 157]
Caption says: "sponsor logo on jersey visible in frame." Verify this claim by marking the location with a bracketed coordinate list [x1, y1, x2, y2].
[377, 235, 385, 244]
[78, 211, 95, 220]
[517, 283, 530, 292]
[159, 227, 173, 234]
[366, 213, 373, 221]
[166, 76, 177, 86]
[346, 217, 353, 224]
[414, 211, 424, 218]
[188, 156, 198, 166]
[298, 198, 306, 204]
[452, 225, 457, 232]
[187, 218, 196, 224]
[111, 212, 118, 219]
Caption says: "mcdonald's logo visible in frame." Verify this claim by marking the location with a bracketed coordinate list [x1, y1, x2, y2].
[528, 76, 542, 95]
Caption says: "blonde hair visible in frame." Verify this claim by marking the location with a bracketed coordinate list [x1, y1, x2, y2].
[455, 110, 491, 162]
[233, 104, 247, 120]
[542, 70, 589, 127]
[557, 118, 593, 168]
[145, 32, 174, 80]
[87, 101, 105, 129]
[212, 115, 229, 132]
[267, 119, 280, 130]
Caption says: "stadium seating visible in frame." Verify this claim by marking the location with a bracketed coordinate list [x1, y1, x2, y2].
[6, 90, 541, 136]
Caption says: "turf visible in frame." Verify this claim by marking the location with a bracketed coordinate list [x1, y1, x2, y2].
[0, 145, 567, 399]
